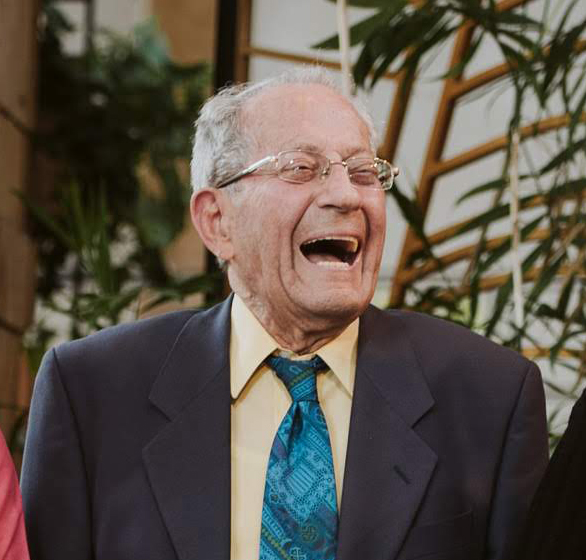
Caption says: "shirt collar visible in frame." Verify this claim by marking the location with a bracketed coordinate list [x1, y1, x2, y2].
[230, 294, 358, 400]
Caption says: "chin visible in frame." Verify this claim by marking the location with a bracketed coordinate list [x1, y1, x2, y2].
[302, 290, 371, 321]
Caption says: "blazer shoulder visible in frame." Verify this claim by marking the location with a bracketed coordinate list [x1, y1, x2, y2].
[48, 309, 200, 385]
[366, 306, 536, 386]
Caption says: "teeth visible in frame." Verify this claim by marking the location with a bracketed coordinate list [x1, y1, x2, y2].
[315, 261, 351, 269]
[303, 236, 359, 253]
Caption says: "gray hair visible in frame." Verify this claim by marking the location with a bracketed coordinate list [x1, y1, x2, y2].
[190, 66, 377, 193]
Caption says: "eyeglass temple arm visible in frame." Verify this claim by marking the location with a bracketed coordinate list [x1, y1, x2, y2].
[372, 158, 399, 178]
[215, 155, 276, 189]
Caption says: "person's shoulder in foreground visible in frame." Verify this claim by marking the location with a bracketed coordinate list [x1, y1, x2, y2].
[0, 429, 30, 560]
[515, 387, 586, 560]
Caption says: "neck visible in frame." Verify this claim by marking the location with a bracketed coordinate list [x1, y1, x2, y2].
[262, 319, 344, 355]
[233, 293, 353, 355]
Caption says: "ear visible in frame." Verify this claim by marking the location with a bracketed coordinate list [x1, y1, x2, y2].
[190, 189, 235, 262]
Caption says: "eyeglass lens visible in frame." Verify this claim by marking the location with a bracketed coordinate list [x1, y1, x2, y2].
[276, 151, 393, 189]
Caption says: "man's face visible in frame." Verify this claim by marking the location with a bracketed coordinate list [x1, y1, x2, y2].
[224, 83, 387, 330]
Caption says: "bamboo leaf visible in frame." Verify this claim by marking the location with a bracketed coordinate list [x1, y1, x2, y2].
[484, 236, 553, 336]
[18, 192, 77, 251]
[449, 1, 541, 36]
[498, 41, 543, 100]
[353, 33, 379, 86]
[352, 5, 448, 87]
[92, 190, 116, 295]
[536, 303, 559, 320]
[525, 254, 565, 309]
[395, 18, 456, 85]
[558, 274, 576, 318]
[312, 8, 393, 50]
[388, 182, 437, 262]
[313, 1, 408, 50]
[456, 204, 510, 236]
[540, 136, 586, 174]
[540, 10, 586, 100]
[440, 33, 482, 80]
[388, 182, 426, 240]
[550, 327, 586, 364]
[498, 28, 539, 52]
[456, 177, 507, 205]
[142, 273, 223, 311]
[323, 0, 393, 7]
[570, 86, 586, 138]
[458, 178, 586, 238]
[478, 215, 544, 274]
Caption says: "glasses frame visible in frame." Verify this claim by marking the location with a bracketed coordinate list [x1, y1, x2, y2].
[215, 150, 399, 191]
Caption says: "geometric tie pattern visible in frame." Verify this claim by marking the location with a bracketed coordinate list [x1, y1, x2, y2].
[259, 354, 339, 560]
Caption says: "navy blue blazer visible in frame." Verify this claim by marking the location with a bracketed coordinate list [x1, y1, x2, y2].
[21, 296, 548, 560]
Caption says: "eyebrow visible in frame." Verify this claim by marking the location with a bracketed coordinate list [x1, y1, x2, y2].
[290, 142, 321, 153]
[286, 143, 372, 158]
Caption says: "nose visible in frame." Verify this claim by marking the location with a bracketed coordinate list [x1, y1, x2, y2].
[315, 161, 361, 212]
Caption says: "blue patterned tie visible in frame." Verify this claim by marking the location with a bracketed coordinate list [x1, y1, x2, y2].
[259, 354, 339, 560]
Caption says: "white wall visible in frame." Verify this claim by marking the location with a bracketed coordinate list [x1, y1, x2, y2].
[52, 0, 149, 54]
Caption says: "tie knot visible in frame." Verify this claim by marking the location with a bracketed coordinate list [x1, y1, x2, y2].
[265, 355, 328, 402]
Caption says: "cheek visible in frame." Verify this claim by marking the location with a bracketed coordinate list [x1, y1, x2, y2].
[366, 203, 386, 245]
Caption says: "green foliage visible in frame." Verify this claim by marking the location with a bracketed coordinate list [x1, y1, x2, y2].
[25, 6, 222, 347]
[315, 0, 539, 90]
[318, 0, 586, 438]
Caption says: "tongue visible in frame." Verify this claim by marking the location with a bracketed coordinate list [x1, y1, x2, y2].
[306, 252, 343, 264]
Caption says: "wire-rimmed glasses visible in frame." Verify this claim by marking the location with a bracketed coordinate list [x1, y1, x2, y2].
[215, 150, 399, 191]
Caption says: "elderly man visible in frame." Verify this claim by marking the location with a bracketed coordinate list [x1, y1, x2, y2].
[22, 67, 548, 560]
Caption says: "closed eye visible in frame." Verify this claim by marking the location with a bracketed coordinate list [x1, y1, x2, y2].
[279, 159, 320, 182]
[349, 169, 378, 186]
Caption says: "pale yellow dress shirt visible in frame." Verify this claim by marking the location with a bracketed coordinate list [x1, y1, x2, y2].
[230, 294, 358, 560]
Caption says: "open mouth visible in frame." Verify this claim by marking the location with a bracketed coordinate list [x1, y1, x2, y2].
[300, 236, 361, 269]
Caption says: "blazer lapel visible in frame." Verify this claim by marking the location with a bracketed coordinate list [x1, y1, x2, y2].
[143, 296, 233, 560]
[337, 306, 438, 560]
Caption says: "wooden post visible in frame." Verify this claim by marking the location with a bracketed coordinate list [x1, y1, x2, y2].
[0, 0, 39, 445]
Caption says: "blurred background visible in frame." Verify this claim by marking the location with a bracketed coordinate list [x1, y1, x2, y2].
[1, 0, 586, 467]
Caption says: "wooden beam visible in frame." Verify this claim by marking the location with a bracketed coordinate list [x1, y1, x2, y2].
[234, 0, 252, 82]
[400, 191, 568, 261]
[429, 114, 576, 179]
[399, 227, 552, 284]
[0, 0, 39, 441]
[441, 263, 578, 297]
[244, 46, 398, 81]
[378, 67, 414, 162]
[523, 347, 583, 361]
[453, 39, 586, 100]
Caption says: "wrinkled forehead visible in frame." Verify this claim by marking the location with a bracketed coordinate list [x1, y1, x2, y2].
[241, 83, 372, 157]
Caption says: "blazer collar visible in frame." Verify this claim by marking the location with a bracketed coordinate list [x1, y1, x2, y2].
[148, 295, 232, 420]
[357, 305, 434, 427]
[143, 296, 233, 560]
[337, 305, 437, 560]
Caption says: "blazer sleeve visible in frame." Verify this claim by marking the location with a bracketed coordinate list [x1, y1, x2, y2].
[485, 361, 549, 560]
[20, 348, 93, 560]
[0, 430, 30, 560]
